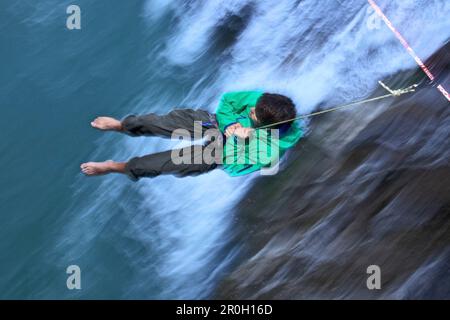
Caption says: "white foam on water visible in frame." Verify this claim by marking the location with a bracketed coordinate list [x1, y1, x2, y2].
[162, 0, 250, 65]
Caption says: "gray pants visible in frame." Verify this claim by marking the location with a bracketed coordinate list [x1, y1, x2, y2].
[121, 109, 221, 180]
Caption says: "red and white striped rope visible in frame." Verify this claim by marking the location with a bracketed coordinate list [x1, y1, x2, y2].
[368, 0, 450, 101]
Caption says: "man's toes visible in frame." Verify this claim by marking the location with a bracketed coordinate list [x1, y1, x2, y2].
[91, 119, 101, 128]
[81, 163, 91, 169]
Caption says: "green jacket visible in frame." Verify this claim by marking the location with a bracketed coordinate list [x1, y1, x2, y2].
[215, 91, 303, 176]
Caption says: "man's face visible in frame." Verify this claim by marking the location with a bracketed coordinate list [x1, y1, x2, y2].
[249, 107, 258, 124]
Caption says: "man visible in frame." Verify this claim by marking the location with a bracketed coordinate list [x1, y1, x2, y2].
[81, 91, 303, 180]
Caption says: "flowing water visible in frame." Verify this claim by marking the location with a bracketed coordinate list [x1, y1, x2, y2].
[0, 0, 448, 298]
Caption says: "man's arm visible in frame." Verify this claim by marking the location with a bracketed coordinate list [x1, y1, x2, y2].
[215, 91, 262, 132]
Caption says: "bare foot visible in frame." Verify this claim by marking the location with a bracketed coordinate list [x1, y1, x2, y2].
[81, 160, 127, 176]
[81, 160, 115, 176]
[91, 117, 123, 131]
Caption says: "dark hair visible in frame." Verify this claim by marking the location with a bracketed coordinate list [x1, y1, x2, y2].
[255, 93, 296, 128]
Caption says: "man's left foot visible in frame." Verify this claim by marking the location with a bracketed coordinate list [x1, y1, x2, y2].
[81, 160, 115, 176]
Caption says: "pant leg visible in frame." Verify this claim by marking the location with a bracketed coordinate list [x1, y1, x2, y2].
[121, 109, 216, 138]
[125, 144, 219, 181]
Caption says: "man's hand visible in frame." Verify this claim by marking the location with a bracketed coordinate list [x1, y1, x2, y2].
[225, 123, 242, 138]
[233, 127, 254, 139]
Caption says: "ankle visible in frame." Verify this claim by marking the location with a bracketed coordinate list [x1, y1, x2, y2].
[109, 162, 127, 173]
